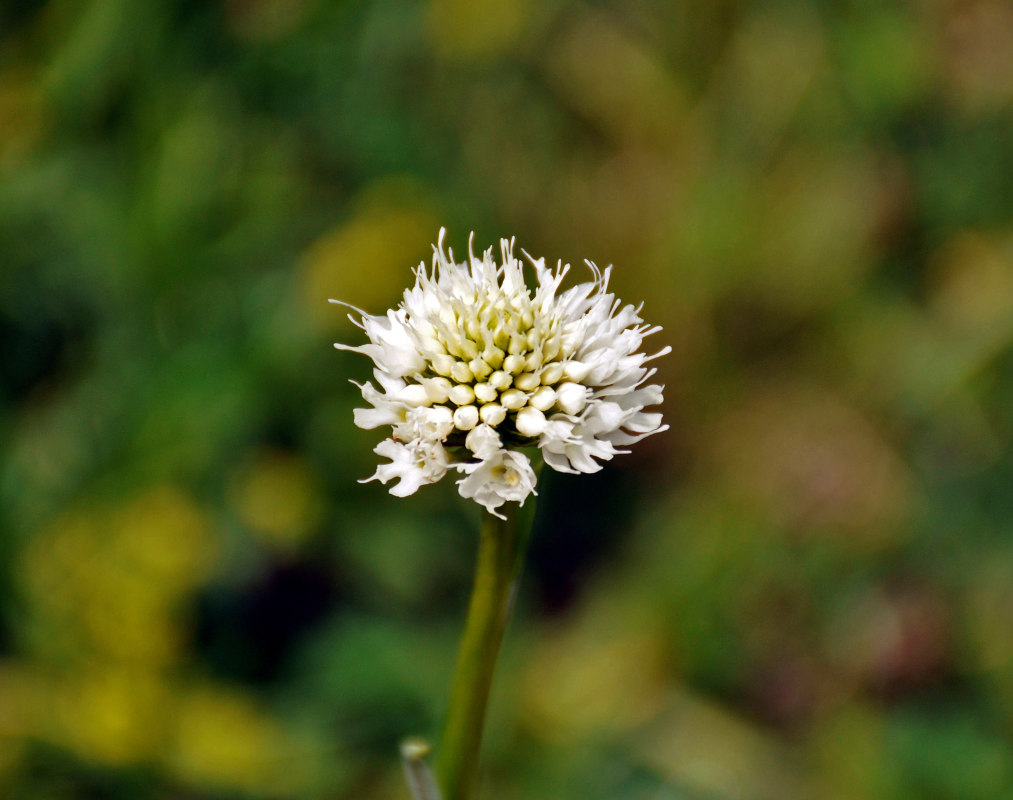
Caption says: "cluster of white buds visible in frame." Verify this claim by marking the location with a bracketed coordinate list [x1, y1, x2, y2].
[334, 229, 669, 517]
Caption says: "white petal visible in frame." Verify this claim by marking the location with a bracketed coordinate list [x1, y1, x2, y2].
[465, 424, 502, 459]
[457, 450, 537, 516]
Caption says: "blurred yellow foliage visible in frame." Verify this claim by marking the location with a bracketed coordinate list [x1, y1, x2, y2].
[83, 589, 183, 667]
[521, 592, 668, 742]
[964, 563, 1013, 673]
[223, 0, 312, 42]
[11, 488, 228, 772]
[0, 663, 43, 740]
[228, 449, 324, 550]
[0, 68, 45, 171]
[111, 487, 219, 591]
[0, 739, 23, 792]
[303, 178, 440, 331]
[167, 683, 303, 796]
[929, 232, 1013, 336]
[21, 487, 216, 668]
[633, 689, 815, 800]
[48, 668, 168, 766]
[716, 8, 824, 155]
[754, 152, 881, 310]
[9, 483, 318, 792]
[942, 0, 1013, 113]
[426, 0, 530, 62]
[810, 704, 893, 800]
[543, 11, 689, 148]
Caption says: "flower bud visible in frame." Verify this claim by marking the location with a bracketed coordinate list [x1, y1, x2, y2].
[500, 389, 527, 410]
[479, 403, 507, 426]
[453, 405, 479, 430]
[489, 370, 512, 390]
[432, 354, 456, 376]
[451, 361, 474, 384]
[516, 406, 547, 437]
[469, 358, 493, 380]
[474, 382, 497, 403]
[400, 384, 430, 407]
[449, 384, 476, 406]
[514, 372, 540, 391]
[555, 382, 588, 415]
[459, 339, 479, 360]
[529, 386, 556, 411]
[540, 363, 564, 385]
[420, 336, 446, 355]
[424, 377, 453, 403]
[429, 405, 454, 428]
[563, 361, 591, 382]
[482, 346, 505, 368]
[503, 354, 526, 374]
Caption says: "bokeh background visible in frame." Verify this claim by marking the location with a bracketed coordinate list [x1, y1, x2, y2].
[3, 0, 1013, 798]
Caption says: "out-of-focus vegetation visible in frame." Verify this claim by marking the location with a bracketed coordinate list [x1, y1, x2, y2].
[3, 0, 1013, 798]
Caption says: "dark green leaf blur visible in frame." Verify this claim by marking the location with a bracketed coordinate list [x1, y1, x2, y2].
[2, 1, 1013, 798]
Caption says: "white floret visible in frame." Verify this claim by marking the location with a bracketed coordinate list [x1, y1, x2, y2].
[457, 450, 538, 518]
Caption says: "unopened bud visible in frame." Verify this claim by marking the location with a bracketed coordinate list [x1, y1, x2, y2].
[529, 386, 556, 411]
[500, 389, 527, 410]
[474, 382, 497, 403]
[563, 361, 591, 382]
[516, 406, 547, 437]
[451, 361, 474, 384]
[449, 384, 476, 406]
[555, 382, 588, 415]
[424, 377, 453, 403]
[479, 403, 507, 426]
[453, 405, 479, 430]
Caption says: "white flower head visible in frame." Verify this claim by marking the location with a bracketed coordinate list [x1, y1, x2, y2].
[457, 449, 538, 517]
[334, 228, 669, 515]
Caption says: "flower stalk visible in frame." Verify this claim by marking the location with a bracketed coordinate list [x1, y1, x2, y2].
[402, 738, 442, 800]
[436, 504, 530, 800]
[333, 229, 668, 798]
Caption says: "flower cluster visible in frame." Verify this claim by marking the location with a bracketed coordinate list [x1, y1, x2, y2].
[333, 229, 669, 517]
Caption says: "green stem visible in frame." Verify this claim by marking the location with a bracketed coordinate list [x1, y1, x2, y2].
[436, 504, 530, 800]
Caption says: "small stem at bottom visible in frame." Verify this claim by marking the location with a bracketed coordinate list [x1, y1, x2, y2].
[436, 505, 527, 800]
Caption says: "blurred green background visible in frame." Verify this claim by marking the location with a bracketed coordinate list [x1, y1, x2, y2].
[3, 0, 1013, 798]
